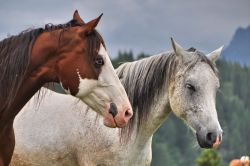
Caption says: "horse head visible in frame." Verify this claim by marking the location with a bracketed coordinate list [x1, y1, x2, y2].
[168, 38, 223, 148]
[35, 11, 133, 128]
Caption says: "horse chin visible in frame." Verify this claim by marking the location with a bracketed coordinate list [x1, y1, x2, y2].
[103, 116, 117, 128]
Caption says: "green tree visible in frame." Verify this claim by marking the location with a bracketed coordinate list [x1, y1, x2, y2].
[196, 150, 223, 166]
[112, 50, 134, 68]
[137, 52, 149, 60]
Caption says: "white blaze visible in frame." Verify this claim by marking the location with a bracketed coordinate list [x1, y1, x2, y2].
[97, 44, 118, 86]
[60, 43, 129, 115]
[75, 69, 98, 97]
[75, 44, 119, 99]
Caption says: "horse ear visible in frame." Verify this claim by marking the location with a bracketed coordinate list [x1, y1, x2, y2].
[73, 10, 85, 24]
[207, 46, 223, 63]
[171, 38, 190, 63]
[171, 37, 185, 56]
[83, 14, 103, 35]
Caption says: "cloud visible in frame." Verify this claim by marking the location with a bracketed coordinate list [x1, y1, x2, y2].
[0, 0, 249, 57]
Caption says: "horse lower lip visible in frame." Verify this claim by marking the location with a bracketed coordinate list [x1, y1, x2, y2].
[104, 120, 116, 128]
[103, 114, 118, 128]
[114, 119, 126, 128]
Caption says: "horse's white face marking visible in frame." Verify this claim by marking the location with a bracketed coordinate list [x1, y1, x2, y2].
[70, 44, 131, 117]
[59, 70, 98, 97]
[75, 44, 115, 98]
[59, 44, 132, 128]
[75, 69, 98, 97]
[96, 44, 121, 87]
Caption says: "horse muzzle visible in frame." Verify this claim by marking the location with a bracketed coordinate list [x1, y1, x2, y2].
[196, 131, 222, 149]
[103, 102, 133, 128]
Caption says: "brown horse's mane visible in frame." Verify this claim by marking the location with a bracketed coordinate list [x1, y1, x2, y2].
[0, 28, 43, 111]
[0, 19, 105, 112]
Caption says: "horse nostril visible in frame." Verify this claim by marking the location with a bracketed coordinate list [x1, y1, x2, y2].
[207, 132, 212, 141]
[109, 102, 118, 118]
[124, 109, 132, 118]
[206, 132, 217, 144]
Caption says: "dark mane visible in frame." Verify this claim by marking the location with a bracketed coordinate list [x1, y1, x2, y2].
[117, 48, 217, 141]
[85, 30, 106, 62]
[0, 28, 43, 111]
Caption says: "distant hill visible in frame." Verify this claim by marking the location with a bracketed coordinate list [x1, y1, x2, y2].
[222, 25, 250, 65]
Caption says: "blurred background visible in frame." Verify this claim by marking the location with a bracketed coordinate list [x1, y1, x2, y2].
[1, 0, 250, 165]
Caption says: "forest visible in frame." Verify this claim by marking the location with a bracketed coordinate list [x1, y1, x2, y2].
[112, 50, 250, 166]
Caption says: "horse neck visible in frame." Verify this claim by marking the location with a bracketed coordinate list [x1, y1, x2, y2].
[19, 30, 64, 106]
[0, 30, 61, 125]
[119, 53, 175, 144]
[136, 86, 172, 144]
[29, 30, 62, 81]
[123, 80, 172, 159]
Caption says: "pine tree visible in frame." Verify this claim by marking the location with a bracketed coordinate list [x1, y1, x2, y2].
[196, 150, 223, 166]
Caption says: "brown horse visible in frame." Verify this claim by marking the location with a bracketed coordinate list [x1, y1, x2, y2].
[0, 10, 132, 165]
[230, 156, 249, 166]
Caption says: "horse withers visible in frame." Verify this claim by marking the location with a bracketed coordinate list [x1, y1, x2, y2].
[12, 38, 223, 165]
[0, 10, 132, 166]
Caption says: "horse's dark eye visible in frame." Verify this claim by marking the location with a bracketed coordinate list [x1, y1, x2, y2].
[94, 56, 104, 68]
[186, 83, 196, 92]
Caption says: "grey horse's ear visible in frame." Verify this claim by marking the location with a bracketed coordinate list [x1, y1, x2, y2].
[171, 38, 189, 63]
[171, 37, 185, 56]
[207, 46, 223, 63]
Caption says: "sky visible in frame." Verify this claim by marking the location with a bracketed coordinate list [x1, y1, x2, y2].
[0, 0, 249, 58]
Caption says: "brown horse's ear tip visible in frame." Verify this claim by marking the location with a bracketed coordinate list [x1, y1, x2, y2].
[94, 13, 103, 23]
[98, 13, 103, 19]
[73, 10, 79, 18]
[170, 37, 175, 47]
[170, 37, 174, 43]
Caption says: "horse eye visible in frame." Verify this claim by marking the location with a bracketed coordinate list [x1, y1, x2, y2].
[94, 56, 104, 68]
[186, 83, 196, 92]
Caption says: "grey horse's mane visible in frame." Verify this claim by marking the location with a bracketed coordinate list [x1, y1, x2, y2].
[117, 48, 217, 142]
